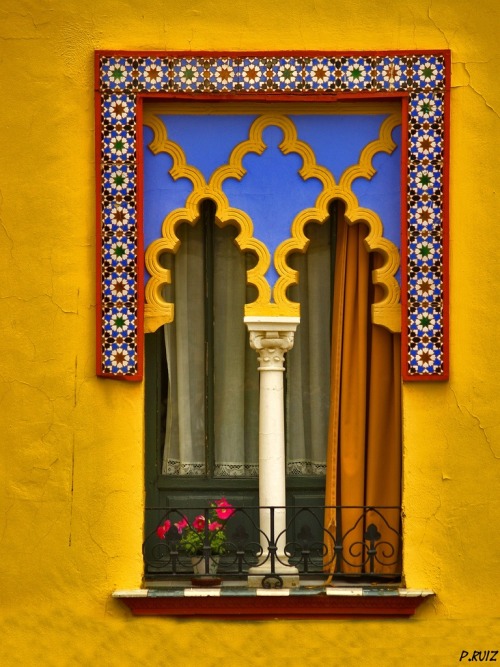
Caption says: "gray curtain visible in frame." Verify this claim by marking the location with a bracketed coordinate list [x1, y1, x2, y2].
[163, 217, 331, 478]
[163, 221, 206, 475]
[286, 221, 332, 476]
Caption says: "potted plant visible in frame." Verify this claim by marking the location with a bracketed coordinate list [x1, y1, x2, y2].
[156, 498, 235, 577]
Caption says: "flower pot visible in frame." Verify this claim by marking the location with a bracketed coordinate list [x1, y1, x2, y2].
[191, 554, 220, 576]
[190, 555, 221, 586]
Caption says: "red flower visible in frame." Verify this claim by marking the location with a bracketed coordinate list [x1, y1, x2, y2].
[174, 516, 189, 534]
[156, 519, 171, 539]
[192, 515, 206, 531]
[209, 521, 223, 531]
[214, 498, 235, 520]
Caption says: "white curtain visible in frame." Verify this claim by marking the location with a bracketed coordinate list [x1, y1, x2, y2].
[163, 214, 331, 478]
[286, 221, 332, 476]
[213, 224, 259, 476]
[162, 219, 259, 477]
[163, 221, 206, 475]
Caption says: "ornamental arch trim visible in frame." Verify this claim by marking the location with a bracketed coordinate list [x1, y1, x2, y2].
[144, 110, 400, 329]
[96, 50, 450, 380]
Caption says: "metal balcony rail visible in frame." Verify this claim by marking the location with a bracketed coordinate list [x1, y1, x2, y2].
[143, 505, 402, 587]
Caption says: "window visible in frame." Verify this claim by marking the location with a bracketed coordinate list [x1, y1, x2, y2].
[144, 206, 337, 581]
[147, 200, 335, 483]
[158, 201, 260, 479]
[97, 50, 449, 615]
[142, 101, 403, 584]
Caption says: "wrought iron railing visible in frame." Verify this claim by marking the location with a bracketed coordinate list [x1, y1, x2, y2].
[143, 505, 402, 587]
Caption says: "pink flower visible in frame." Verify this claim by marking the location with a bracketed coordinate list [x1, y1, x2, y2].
[156, 519, 171, 539]
[192, 515, 206, 531]
[214, 498, 235, 520]
[174, 516, 189, 534]
[209, 521, 223, 532]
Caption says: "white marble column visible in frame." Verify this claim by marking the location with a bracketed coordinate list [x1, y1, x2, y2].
[245, 316, 300, 587]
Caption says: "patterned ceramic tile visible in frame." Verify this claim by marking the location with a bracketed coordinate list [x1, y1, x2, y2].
[374, 57, 408, 91]
[303, 57, 334, 91]
[171, 57, 204, 92]
[240, 57, 268, 91]
[96, 52, 449, 379]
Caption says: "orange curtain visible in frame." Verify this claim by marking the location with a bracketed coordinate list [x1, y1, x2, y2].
[324, 210, 401, 576]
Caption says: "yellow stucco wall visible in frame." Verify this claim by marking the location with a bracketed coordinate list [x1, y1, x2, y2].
[0, 0, 498, 665]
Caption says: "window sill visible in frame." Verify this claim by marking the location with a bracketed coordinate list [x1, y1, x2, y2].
[113, 587, 433, 620]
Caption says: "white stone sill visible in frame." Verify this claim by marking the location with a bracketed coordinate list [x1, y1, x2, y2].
[113, 587, 434, 599]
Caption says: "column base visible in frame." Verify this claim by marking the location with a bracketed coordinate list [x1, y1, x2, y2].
[247, 559, 300, 588]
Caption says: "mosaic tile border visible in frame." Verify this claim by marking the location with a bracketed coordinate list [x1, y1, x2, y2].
[96, 51, 450, 381]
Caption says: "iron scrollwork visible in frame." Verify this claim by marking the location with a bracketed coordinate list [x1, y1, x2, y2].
[143, 505, 402, 583]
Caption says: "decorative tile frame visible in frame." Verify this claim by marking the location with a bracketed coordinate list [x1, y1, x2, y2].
[95, 50, 450, 382]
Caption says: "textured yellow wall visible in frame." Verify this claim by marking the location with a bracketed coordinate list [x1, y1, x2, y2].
[0, 0, 498, 665]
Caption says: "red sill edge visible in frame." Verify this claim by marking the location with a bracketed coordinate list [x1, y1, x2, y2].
[115, 593, 432, 619]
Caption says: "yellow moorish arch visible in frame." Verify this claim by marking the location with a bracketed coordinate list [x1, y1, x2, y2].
[143, 110, 272, 333]
[143, 107, 401, 333]
[274, 112, 401, 332]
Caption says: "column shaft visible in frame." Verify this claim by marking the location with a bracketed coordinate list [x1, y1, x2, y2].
[245, 317, 300, 587]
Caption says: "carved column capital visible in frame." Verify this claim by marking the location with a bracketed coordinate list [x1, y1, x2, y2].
[245, 317, 300, 372]
[249, 330, 295, 371]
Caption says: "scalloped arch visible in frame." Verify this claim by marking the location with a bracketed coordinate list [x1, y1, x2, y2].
[143, 109, 272, 332]
[274, 114, 402, 332]
[144, 109, 401, 331]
